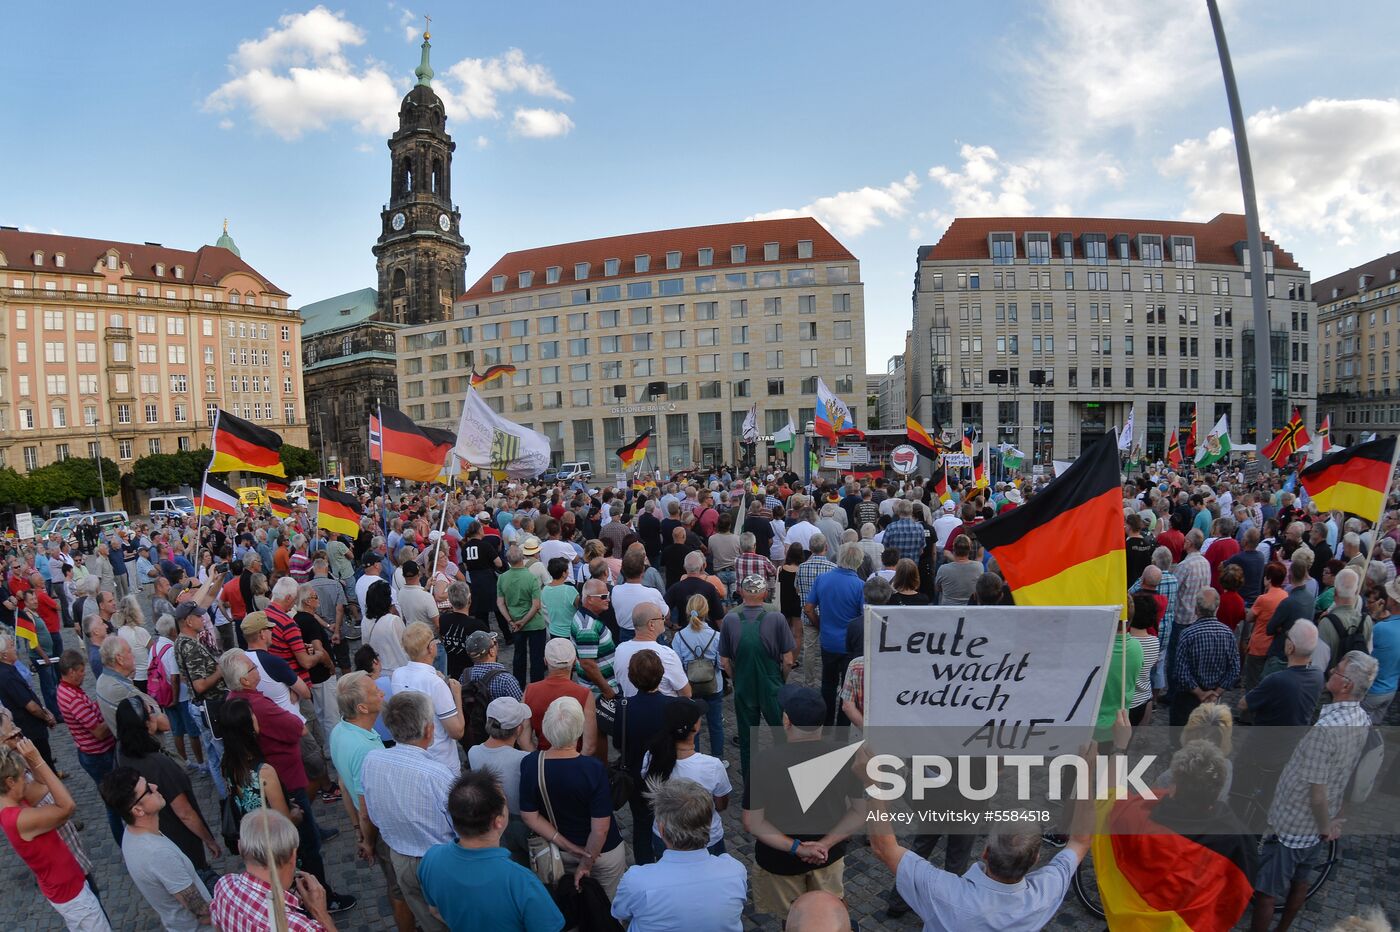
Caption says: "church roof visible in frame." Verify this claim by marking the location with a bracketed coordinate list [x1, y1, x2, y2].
[297, 287, 380, 337]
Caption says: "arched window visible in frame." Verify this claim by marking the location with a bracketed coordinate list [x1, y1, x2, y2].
[431, 158, 443, 195]
[392, 268, 407, 294]
[401, 157, 413, 194]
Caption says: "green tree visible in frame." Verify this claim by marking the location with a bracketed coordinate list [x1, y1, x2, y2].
[280, 444, 320, 478]
[132, 453, 185, 491]
[0, 467, 28, 506]
[39, 457, 120, 501]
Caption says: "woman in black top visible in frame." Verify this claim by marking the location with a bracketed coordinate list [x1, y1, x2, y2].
[613, 650, 673, 867]
[889, 559, 931, 606]
[779, 542, 804, 667]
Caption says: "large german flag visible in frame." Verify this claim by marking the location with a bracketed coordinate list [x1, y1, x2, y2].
[379, 406, 455, 482]
[1299, 435, 1396, 520]
[471, 364, 517, 386]
[906, 416, 942, 460]
[971, 431, 1124, 607]
[317, 486, 362, 538]
[209, 409, 285, 477]
[1092, 796, 1255, 931]
[268, 496, 292, 519]
[616, 429, 652, 469]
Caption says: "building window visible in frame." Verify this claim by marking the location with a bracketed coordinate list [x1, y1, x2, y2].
[991, 233, 1015, 264]
[697, 248, 713, 267]
[491, 275, 506, 292]
[797, 240, 813, 260]
[1026, 233, 1050, 264]
[519, 270, 534, 288]
[604, 258, 620, 276]
[148, 438, 161, 454]
[731, 245, 747, 263]
[763, 242, 779, 261]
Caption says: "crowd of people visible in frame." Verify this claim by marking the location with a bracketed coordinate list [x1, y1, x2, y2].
[0, 459, 1397, 931]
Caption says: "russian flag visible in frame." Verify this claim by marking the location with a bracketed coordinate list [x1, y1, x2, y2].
[815, 377, 864, 443]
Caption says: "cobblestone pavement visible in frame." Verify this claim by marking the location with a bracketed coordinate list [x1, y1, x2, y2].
[4, 628, 1398, 930]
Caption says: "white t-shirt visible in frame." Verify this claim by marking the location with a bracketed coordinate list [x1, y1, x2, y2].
[153, 635, 188, 701]
[785, 521, 819, 552]
[249, 651, 303, 720]
[364, 613, 411, 674]
[467, 743, 528, 814]
[398, 584, 439, 629]
[355, 573, 379, 620]
[642, 751, 732, 847]
[538, 539, 577, 567]
[933, 514, 962, 550]
[614, 641, 689, 698]
[119, 625, 153, 680]
[611, 582, 667, 633]
[391, 661, 462, 774]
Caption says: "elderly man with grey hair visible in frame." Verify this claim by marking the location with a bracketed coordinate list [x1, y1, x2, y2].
[664, 548, 724, 629]
[1169, 587, 1238, 726]
[805, 542, 868, 727]
[611, 777, 748, 929]
[360, 690, 457, 932]
[211, 808, 338, 932]
[1252, 650, 1378, 929]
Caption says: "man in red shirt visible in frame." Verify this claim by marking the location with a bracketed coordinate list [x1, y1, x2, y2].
[265, 577, 338, 802]
[55, 649, 122, 843]
[28, 572, 60, 637]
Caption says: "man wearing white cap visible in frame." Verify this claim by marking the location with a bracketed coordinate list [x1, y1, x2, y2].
[932, 500, 962, 552]
[466, 696, 535, 865]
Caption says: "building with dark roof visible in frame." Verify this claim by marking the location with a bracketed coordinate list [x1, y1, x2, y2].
[909, 213, 1313, 461]
[397, 216, 867, 470]
[0, 223, 306, 500]
[299, 29, 468, 475]
[1315, 249, 1400, 443]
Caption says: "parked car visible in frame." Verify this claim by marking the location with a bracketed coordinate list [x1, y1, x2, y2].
[148, 495, 196, 516]
[287, 479, 306, 503]
[47, 506, 82, 521]
[558, 462, 592, 482]
[36, 516, 79, 540]
[342, 475, 371, 494]
[79, 511, 130, 535]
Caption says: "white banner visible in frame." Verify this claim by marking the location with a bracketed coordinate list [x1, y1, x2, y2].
[15, 513, 34, 540]
[863, 604, 1119, 755]
[942, 453, 971, 468]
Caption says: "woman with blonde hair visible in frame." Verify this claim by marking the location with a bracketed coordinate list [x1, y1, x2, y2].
[114, 595, 153, 694]
[671, 594, 725, 758]
[1153, 702, 1235, 801]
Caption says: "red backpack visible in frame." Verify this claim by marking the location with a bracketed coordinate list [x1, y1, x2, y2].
[147, 642, 176, 708]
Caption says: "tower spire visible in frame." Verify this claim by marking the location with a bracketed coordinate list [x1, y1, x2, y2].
[415, 18, 434, 87]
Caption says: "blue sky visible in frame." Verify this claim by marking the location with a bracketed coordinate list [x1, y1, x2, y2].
[4, 1, 1398, 368]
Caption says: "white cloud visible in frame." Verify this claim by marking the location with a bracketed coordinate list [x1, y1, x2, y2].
[439, 48, 572, 122]
[747, 173, 921, 238]
[919, 144, 1123, 236]
[1159, 98, 1400, 247]
[218, 118, 234, 130]
[474, 135, 491, 149]
[396, 6, 420, 43]
[511, 108, 573, 138]
[204, 5, 400, 140]
[1023, 0, 1219, 138]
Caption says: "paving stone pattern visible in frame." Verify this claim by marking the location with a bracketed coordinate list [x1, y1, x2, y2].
[3, 631, 1397, 931]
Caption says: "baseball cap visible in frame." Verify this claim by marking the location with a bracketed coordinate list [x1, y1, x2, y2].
[777, 683, 827, 728]
[485, 696, 531, 730]
[739, 574, 769, 594]
[360, 552, 383, 569]
[465, 630, 498, 657]
[943, 500, 956, 513]
[172, 602, 203, 623]
[544, 638, 577, 668]
[240, 611, 273, 637]
[521, 535, 542, 556]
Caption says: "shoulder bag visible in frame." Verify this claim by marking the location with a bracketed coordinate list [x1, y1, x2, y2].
[528, 753, 566, 885]
[606, 698, 634, 811]
[679, 628, 720, 697]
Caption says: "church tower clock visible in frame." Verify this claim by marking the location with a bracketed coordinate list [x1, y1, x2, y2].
[373, 29, 468, 326]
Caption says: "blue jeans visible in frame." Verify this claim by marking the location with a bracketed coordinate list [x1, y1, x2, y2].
[693, 693, 725, 758]
[286, 787, 330, 891]
[716, 569, 736, 606]
[193, 704, 227, 799]
[36, 660, 61, 724]
[77, 749, 123, 844]
[615, 627, 634, 644]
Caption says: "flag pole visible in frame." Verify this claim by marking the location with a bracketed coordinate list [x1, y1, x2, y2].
[191, 409, 219, 577]
[1353, 438, 1400, 591]
[376, 398, 389, 541]
[430, 454, 453, 576]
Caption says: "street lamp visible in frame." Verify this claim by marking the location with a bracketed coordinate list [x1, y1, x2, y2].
[91, 410, 106, 509]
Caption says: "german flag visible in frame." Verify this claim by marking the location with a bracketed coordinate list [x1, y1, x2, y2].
[616, 429, 652, 469]
[1299, 435, 1397, 520]
[1166, 431, 1182, 469]
[961, 424, 976, 457]
[471, 364, 517, 387]
[268, 496, 292, 519]
[209, 409, 285, 477]
[1092, 796, 1255, 932]
[266, 479, 288, 498]
[971, 432, 1125, 607]
[195, 475, 240, 517]
[931, 465, 948, 502]
[14, 610, 38, 650]
[378, 406, 455, 482]
[304, 481, 319, 503]
[906, 417, 942, 460]
[1260, 407, 1311, 467]
[317, 485, 362, 538]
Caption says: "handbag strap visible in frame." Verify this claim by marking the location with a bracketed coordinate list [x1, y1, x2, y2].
[537, 752, 560, 829]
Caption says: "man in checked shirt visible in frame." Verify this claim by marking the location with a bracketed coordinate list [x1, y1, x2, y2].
[1169, 588, 1240, 726]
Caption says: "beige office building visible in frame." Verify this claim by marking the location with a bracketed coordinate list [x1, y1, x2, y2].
[908, 213, 1313, 461]
[0, 227, 307, 478]
[397, 217, 867, 471]
[1315, 249, 1400, 444]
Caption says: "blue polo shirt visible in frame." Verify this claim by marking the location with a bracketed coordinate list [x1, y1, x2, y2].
[806, 566, 866, 654]
[418, 845, 563, 931]
[612, 847, 748, 931]
[327, 719, 384, 808]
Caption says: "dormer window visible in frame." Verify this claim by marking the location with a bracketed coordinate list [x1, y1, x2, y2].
[604, 258, 620, 277]
[491, 275, 506, 293]
[54, 254, 65, 268]
[698, 248, 713, 267]
[574, 262, 590, 281]
[763, 242, 779, 261]
[174, 265, 184, 279]
[106, 254, 118, 271]
[731, 245, 747, 263]
[665, 251, 681, 270]
[545, 266, 561, 284]
[32, 251, 43, 265]
[797, 240, 813, 260]
[634, 255, 650, 273]
[519, 270, 533, 288]
[155, 263, 165, 276]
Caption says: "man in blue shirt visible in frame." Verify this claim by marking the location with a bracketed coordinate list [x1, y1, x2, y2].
[613, 777, 747, 931]
[419, 769, 563, 932]
[804, 543, 867, 726]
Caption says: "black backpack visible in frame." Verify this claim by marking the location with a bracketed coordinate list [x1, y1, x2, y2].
[460, 668, 510, 749]
[1323, 611, 1370, 674]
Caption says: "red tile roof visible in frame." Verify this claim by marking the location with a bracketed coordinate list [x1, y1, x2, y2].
[923, 212, 1301, 271]
[1313, 249, 1400, 303]
[0, 228, 288, 295]
[463, 217, 855, 300]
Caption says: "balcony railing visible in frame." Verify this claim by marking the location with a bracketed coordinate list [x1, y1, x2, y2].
[0, 287, 299, 319]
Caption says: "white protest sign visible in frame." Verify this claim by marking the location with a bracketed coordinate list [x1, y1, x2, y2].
[15, 513, 35, 540]
[942, 453, 971, 468]
[863, 604, 1119, 755]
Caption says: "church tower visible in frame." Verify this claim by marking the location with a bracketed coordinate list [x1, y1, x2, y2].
[372, 29, 468, 326]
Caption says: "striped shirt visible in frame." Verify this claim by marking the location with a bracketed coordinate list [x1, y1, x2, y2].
[56, 681, 114, 755]
[265, 602, 311, 686]
[569, 609, 618, 696]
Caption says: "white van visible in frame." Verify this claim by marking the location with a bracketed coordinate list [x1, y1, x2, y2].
[558, 462, 592, 481]
[149, 495, 196, 516]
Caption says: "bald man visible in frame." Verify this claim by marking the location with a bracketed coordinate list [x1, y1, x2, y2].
[786, 891, 849, 931]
